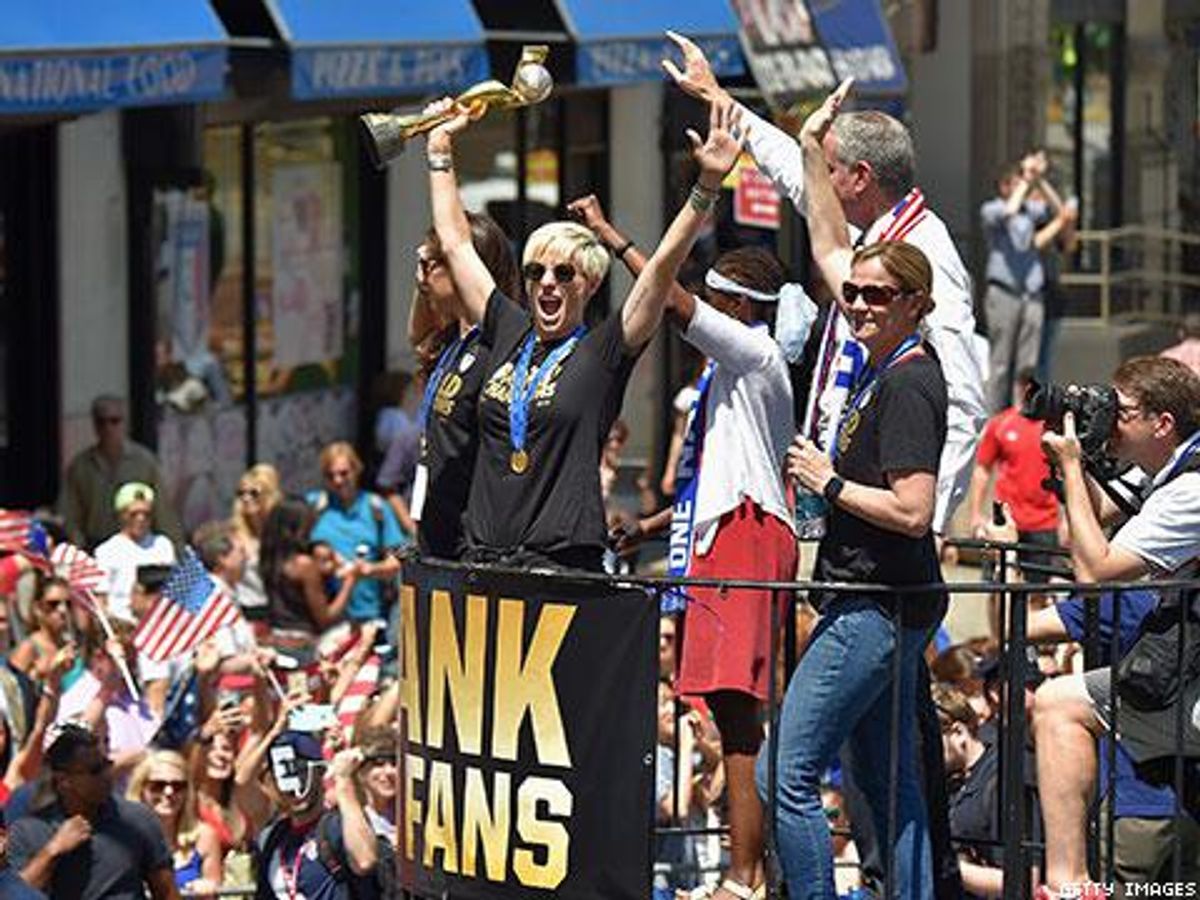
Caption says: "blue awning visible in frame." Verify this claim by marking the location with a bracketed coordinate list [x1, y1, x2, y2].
[0, 2, 228, 114]
[266, 0, 490, 101]
[809, 0, 907, 96]
[555, 0, 745, 86]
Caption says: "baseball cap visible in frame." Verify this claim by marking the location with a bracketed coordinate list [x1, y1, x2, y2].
[114, 482, 155, 513]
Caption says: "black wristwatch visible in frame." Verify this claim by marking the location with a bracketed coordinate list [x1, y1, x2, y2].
[823, 475, 845, 505]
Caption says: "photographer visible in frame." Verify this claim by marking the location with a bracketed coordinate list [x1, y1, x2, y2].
[1030, 356, 1200, 895]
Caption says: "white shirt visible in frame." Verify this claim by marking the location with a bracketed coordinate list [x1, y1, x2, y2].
[1112, 435, 1200, 575]
[682, 299, 795, 551]
[742, 107, 989, 532]
[94, 531, 176, 622]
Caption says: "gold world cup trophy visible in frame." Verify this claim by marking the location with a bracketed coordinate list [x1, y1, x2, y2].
[360, 45, 553, 169]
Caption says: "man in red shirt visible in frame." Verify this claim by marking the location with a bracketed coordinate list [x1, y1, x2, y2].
[967, 368, 1062, 586]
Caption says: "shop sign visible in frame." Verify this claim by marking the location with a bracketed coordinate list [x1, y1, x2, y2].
[579, 35, 743, 86]
[293, 44, 489, 100]
[0, 48, 226, 113]
[730, 0, 837, 109]
[732, 158, 782, 230]
[808, 0, 908, 95]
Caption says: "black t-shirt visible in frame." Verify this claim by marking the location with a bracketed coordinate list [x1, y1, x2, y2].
[417, 324, 489, 559]
[813, 351, 948, 629]
[463, 289, 641, 567]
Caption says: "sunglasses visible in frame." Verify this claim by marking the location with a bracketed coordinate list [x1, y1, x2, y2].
[523, 261, 577, 284]
[42, 599, 70, 610]
[324, 468, 353, 480]
[841, 281, 914, 306]
[146, 778, 186, 794]
[236, 486, 261, 499]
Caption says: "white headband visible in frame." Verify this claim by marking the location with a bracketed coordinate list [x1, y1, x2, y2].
[705, 269, 808, 307]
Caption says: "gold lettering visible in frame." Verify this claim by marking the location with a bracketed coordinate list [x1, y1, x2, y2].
[422, 760, 459, 873]
[398, 584, 422, 744]
[402, 753, 425, 861]
[492, 599, 574, 766]
[427, 591, 487, 754]
[513, 777, 572, 889]
[461, 769, 511, 881]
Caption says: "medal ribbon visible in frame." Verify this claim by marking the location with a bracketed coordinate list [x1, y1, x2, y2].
[509, 325, 586, 460]
[419, 325, 479, 435]
[832, 333, 922, 461]
[662, 360, 717, 613]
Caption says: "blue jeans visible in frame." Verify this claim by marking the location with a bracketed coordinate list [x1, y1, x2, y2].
[757, 598, 933, 900]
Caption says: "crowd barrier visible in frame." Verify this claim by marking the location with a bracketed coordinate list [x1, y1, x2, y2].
[387, 547, 1198, 899]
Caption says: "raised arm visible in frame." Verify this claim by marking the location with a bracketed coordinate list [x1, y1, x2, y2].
[424, 100, 496, 323]
[619, 100, 746, 348]
[663, 31, 807, 210]
[566, 194, 695, 321]
[798, 79, 856, 308]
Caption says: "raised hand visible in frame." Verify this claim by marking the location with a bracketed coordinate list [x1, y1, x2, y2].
[799, 77, 854, 148]
[687, 100, 747, 183]
[567, 195, 613, 239]
[662, 31, 726, 104]
[424, 97, 477, 154]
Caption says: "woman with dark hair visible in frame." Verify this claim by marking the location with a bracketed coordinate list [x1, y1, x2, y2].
[260, 498, 357, 657]
[9, 575, 85, 692]
[405, 211, 521, 559]
[581, 204, 799, 898]
[425, 96, 746, 571]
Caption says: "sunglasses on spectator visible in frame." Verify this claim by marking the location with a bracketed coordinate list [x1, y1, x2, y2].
[324, 468, 353, 480]
[146, 778, 186, 794]
[126, 509, 151, 519]
[523, 261, 577, 284]
[841, 281, 915, 306]
[237, 486, 261, 499]
[42, 598, 70, 610]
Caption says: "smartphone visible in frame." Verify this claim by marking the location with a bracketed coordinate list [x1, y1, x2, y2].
[218, 690, 240, 712]
[288, 704, 338, 733]
[992, 500, 1006, 527]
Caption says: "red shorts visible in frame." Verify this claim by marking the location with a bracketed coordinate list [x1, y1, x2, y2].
[677, 499, 798, 702]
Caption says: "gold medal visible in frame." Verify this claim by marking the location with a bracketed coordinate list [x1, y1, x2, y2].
[511, 449, 529, 474]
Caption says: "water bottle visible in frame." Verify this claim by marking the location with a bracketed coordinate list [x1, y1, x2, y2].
[794, 486, 827, 540]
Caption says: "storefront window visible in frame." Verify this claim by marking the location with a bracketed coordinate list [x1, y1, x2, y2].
[153, 125, 249, 530]
[1047, 23, 1117, 236]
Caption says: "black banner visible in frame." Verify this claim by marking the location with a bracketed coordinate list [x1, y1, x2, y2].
[396, 560, 658, 899]
[731, 0, 837, 110]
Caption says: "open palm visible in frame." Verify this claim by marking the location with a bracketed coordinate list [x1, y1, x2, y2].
[689, 100, 746, 178]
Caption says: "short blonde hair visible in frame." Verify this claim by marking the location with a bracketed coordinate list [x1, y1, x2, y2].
[853, 242, 935, 317]
[523, 221, 610, 287]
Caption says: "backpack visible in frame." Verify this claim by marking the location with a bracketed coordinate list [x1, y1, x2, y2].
[258, 811, 396, 900]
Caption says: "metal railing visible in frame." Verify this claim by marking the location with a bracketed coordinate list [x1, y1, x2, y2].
[639, 539, 1200, 900]
[1059, 224, 1200, 321]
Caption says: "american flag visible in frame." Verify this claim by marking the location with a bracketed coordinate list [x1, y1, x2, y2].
[336, 651, 381, 740]
[0, 509, 33, 552]
[134, 549, 241, 662]
[51, 543, 106, 605]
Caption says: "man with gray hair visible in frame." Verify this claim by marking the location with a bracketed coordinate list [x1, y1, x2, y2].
[665, 36, 987, 537]
[59, 395, 181, 550]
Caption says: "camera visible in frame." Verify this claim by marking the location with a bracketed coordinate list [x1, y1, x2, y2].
[1021, 379, 1119, 463]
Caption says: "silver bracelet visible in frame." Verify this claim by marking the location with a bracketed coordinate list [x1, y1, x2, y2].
[427, 152, 454, 172]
